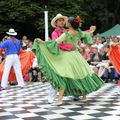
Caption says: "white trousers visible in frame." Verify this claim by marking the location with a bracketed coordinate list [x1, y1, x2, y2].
[1, 54, 25, 88]
[48, 84, 57, 103]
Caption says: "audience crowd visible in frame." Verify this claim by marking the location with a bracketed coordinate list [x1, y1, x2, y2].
[0, 34, 120, 84]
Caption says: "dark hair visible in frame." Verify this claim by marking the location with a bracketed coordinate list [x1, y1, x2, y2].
[68, 17, 79, 30]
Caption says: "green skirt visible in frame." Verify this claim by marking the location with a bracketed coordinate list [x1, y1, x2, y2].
[32, 40, 104, 96]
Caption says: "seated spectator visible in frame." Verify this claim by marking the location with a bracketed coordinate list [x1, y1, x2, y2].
[99, 45, 109, 60]
[103, 37, 113, 46]
[78, 47, 90, 62]
[28, 57, 42, 82]
[98, 62, 119, 83]
[101, 37, 105, 44]
[89, 47, 103, 73]
[92, 37, 104, 51]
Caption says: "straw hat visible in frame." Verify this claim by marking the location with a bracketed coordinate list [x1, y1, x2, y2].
[51, 14, 67, 28]
[6, 28, 17, 36]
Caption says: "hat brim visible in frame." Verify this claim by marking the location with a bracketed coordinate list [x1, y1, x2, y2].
[51, 16, 67, 28]
[6, 32, 17, 36]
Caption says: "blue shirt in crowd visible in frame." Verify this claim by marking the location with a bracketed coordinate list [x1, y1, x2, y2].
[0, 37, 21, 55]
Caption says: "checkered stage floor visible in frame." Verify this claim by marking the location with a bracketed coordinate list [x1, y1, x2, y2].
[0, 82, 120, 120]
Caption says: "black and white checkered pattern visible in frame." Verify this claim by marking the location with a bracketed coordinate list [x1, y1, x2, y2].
[0, 82, 120, 120]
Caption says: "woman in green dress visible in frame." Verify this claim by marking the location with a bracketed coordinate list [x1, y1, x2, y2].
[32, 16, 104, 105]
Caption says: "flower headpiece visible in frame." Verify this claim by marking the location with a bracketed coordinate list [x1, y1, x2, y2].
[74, 16, 82, 23]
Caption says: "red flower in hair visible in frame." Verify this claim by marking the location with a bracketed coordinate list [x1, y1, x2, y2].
[74, 18, 81, 23]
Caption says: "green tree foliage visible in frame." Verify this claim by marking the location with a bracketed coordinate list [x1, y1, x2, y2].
[0, 0, 43, 35]
[81, 0, 120, 32]
[0, 0, 120, 38]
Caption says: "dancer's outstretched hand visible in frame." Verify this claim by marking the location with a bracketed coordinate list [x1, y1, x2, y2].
[90, 26, 96, 31]
[89, 26, 96, 33]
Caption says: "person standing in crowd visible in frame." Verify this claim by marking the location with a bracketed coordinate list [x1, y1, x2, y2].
[0, 36, 9, 63]
[48, 13, 67, 104]
[21, 35, 28, 50]
[0, 28, 25, 89]
[32, 16, 104, 106]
